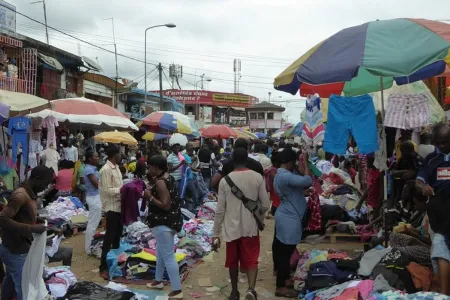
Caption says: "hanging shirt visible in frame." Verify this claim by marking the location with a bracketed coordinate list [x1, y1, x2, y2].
[8, 116, 31, 164]
[2, 169, 18, 190]
[42, 116, 58, 149]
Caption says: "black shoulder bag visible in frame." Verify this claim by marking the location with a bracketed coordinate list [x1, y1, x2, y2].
[224, 175, 265, 231]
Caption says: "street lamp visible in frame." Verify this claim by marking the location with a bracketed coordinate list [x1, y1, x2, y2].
[144, 23, 176, 105]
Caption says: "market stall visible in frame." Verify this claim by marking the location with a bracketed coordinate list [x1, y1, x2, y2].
[274, 17, 450, 298]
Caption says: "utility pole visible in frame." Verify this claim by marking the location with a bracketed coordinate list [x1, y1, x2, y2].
[104, 18, 119, 108]
[31, 0, 49, 44]
[158, 63, 163, 111]
[268, 92, 272, 103]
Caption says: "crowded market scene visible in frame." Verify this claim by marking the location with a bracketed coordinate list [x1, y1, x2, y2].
[2, 1, 450, 300]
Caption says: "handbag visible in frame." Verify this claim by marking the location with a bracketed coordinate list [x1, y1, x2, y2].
[224, 175, 265, 231]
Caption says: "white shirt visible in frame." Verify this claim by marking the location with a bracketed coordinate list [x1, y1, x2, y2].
[63, 146, 78, 162]
[40, 148, 61, 175]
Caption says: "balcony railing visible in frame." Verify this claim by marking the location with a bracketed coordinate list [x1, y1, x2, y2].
[0, 76, 27, 93]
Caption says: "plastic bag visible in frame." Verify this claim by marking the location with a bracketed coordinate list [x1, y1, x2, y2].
[58, 281, 135, 300]
[22, 222, 48, 300]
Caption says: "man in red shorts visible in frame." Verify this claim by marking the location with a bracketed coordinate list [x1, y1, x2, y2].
[212, 148, 270, 300]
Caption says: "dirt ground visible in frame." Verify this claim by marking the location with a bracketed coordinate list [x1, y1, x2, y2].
[63, 218, 364, 299]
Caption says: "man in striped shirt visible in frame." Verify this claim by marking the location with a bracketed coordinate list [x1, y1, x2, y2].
[98, 144, 123, 276]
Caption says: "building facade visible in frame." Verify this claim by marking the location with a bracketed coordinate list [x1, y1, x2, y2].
[246, 101, 285, 133]
[154, 89, 258, 127]
[118, 87, 184, 120]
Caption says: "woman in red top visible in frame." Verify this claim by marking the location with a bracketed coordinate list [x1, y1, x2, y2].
[55, 160, 75, 197]
[356, 156, 383, 217]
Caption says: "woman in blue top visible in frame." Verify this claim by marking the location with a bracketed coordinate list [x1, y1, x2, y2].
[84, 150, 101, 254]
[273, 149, 312, 298]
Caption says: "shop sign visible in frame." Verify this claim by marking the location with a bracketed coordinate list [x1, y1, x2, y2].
[153, 89, 258, 108]
[0, 35, 21, 48]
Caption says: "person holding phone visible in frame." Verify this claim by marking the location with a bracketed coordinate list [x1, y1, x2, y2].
[273, 149, 312, 298]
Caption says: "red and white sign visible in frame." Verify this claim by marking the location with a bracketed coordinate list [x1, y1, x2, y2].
[152, 89, 258, 108]
[437, 167, 450, 180]
[0, 35, 21, 48]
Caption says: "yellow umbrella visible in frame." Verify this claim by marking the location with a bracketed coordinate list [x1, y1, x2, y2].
[243, 130, 258, 140]
[94, 131, 137, 146]
[233, 129, 251, 140]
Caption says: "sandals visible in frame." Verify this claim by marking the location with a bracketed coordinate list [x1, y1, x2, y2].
[245, 289, 258, 300]
[146, 281, 164, 290]
[275, 288, 297, 298]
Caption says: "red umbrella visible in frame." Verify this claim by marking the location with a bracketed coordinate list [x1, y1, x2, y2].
[201, 125, 237, 139]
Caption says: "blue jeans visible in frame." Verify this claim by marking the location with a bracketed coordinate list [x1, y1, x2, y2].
[185, 179, 201, 207]
[153, 226, 182, 291]
[0, 244, 27, 300]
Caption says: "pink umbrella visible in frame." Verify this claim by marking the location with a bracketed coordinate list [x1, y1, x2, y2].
[201, 125, 237, 139]
[28, 97, 138, 131]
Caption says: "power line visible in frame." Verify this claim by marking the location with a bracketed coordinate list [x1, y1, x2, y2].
[17, 25, 287, 68]
[3, 4, 159, 67]
[15, 24, 283, 80]
[16, 21, 295, 63]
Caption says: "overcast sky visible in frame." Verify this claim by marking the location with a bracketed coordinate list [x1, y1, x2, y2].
[7, 0, 450, 124]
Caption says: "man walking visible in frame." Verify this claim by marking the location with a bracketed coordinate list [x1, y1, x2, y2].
[212, 148, 270, 300]
[98, 144, 123, 276]
[0, 165, 54, 300]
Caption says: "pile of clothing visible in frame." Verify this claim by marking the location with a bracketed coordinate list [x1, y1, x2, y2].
[43, 266, 77, 298]
[88, 232, 105, 258]
[40, 197, 88, 230]
[60, 281, 148, 300]
[296, 246, 441, 300]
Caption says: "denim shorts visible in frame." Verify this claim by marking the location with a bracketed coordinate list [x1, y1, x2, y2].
[431, 233, 450, 273]
[324, 94, 379, 155]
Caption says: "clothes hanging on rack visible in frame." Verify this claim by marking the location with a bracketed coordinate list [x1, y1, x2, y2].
[302, 94, 325, 147]
[384, 93, 430, 129]
[43, 116, 58, 149]
[8, 116, 31, 164]
[324, 94, 378, 155]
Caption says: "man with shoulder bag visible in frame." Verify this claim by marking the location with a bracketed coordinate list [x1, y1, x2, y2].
[212, 148, 270, 300]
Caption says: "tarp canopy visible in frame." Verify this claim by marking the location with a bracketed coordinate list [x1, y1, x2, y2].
[28, 98, 138, 131]
[0, 90, 48, 113]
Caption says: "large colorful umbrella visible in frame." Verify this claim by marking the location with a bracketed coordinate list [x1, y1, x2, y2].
[232, 129, 254, 140]
[139, 111, 192, 134]
[202, 125, 237, 139]
[94, 131, 138, 146]
[271, 131, 284, 139]
[274, 19, 450, 97]
[142, 132, 170, 141]
[28, 97, 138, 131]
[254, 132, 267, 139]
[283, 122, 303, 138]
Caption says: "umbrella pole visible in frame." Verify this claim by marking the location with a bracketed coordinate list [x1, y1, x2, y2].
[380, 77, 389, 248]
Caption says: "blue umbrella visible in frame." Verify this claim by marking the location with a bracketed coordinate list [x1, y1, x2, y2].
[255, 132, 267, 139]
